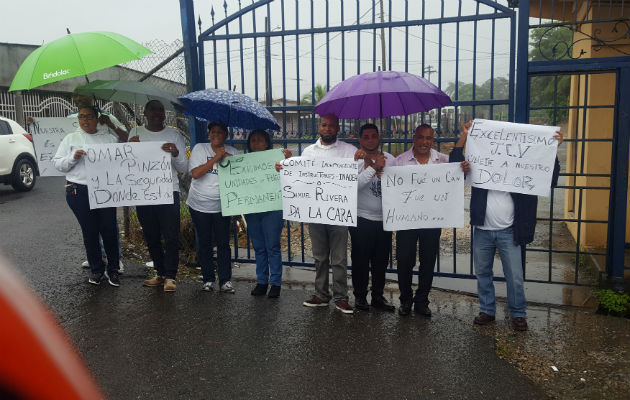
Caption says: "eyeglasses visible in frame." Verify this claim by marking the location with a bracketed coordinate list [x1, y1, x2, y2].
[77, 114, 96, 120]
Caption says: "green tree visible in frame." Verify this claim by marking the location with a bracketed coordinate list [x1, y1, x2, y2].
[300, 84, 328, 105]
[528, 26, 573, 123]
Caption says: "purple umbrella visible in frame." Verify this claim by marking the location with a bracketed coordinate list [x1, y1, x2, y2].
[314, 70, 451, 119]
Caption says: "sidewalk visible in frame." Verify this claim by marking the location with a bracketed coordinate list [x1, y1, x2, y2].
[224, 262, 630, 400]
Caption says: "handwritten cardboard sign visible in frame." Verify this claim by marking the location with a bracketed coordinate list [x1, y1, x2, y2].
[279, 157, 358, 227]
[218, 149, 285, 216]
[466, 119, 559, 196]
[28, 117, 78, 176]
[85, 142, 173, 209]
[381, 163, 464, 230]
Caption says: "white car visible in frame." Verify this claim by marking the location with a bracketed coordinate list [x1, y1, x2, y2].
[0, 116, 38, 191]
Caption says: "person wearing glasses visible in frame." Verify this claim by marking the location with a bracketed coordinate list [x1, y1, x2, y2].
[53, 106, 122, 287]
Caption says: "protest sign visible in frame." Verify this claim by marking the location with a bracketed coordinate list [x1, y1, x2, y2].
[218, 149, 285, 216]
[28, 117, 78, 176]
[381, 163, 464, 230]
[466, 119, 559, 196]
[85, 142, 173, 209]
[279, 157, 358, 227]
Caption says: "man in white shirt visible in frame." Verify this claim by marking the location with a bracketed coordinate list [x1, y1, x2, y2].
[350, 123, 396, 312]
[301, 114, 357, 314]
[128, 100, 189, 292]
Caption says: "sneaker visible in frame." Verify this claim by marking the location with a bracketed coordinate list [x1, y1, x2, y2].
[473, 312, 496, 325]
[251, 283, 268, 296]
[118, 260, 125, 274]
[81, 260, 90, 268]
[334, 299, 354, 314]
[143, 275, 165, 287]
[511, 317, 528, 331]
[268, 285, 281, 298]
[220, 281, 235, 294]
[202, 281, 215, 292]
[88, 272, 104, 285]
[303, 295, 329, 307]
[107, 270, 120, 287]
[163, 279, 176, 292]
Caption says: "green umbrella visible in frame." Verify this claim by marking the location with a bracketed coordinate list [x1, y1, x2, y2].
[74, 80, 184, 110]
[9, 31, 152, 91]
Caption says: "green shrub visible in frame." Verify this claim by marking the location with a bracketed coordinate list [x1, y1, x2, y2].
[595, 289, 630, 317]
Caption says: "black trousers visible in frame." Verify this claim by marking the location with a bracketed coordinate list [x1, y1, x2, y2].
[136, 192, 181, 279]
[66, 182, 119, 275]
[395, 228, 441, 305]
[349, 217, 392, 298]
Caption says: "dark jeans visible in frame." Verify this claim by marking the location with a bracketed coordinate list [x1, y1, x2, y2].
[349, 217, 391, 299]
[136, 192, 180, 279]
[189, 207, 232, 285]
[66, 182, 119, 275]
[396, 228, 441, 305]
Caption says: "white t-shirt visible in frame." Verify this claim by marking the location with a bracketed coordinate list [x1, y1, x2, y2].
[357, 152, 396, 221]
[478, 189, 515, 230]
[186, 143, 239, 213]
[128, 126, 189, 192]
[52, 125, 118, 185]
[301, 138, 357, 158]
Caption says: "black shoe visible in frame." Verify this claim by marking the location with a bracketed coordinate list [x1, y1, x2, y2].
[107, 270, 120, 287]
[398, 302, 412, 316]
[354, 297, 370, 311]
[88, 272, 104, 285]
[414, 303, 432, 317]
[371, 295, 395, 312]
[251, 284, 268, 296]
[268, 285, 281, 298]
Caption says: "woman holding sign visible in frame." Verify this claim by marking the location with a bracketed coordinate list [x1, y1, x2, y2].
[245, 130, 291, 298]
[187, 122, 239, 294]
[52, 106, 121, 287]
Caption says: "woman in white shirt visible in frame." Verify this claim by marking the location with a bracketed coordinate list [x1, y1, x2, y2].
[187, 122, 239, 293]
[52, 106, 121, 287]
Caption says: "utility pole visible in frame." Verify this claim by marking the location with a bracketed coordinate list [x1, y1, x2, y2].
[379, 0, 386, 72]
[424, 65, 436, 82]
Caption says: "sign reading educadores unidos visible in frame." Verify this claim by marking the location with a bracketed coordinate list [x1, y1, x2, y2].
[217, 149, 285, 216]
[279, 157, 358, 227]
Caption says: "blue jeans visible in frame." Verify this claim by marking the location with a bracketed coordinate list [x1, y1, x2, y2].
[189, 207, 232, 285]
[245, 210, 284, 286]
[473, 227, 526, 318]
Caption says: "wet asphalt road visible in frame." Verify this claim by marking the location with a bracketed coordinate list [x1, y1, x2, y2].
[0, 177, 544, 400]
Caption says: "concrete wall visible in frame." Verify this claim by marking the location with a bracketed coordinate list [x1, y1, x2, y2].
[559, 3, 630, 250]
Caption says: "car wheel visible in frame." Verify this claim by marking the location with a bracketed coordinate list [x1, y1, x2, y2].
[11, 158, 36, 192]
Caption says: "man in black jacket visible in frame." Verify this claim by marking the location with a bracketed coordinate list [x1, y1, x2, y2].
[450, 121, 563, 331]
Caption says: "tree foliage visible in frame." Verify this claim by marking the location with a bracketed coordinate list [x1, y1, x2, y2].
[528, 27, 573, 123]
[300, 84, 328, 105]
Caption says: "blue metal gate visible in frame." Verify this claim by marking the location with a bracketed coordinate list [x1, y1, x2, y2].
[178, 0, 628, 287]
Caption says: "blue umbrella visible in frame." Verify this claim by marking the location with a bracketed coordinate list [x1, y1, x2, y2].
[179, 89, 280, 131]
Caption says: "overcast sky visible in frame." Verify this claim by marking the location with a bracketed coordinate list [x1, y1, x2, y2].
[4, 0, 515, 103]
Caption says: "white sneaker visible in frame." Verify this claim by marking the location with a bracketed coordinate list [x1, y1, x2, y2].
[220, 281, 235, 294]
[81, 260, 89, 268]
[201, 281, 215, 292]
[118, 260, 125, 274]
